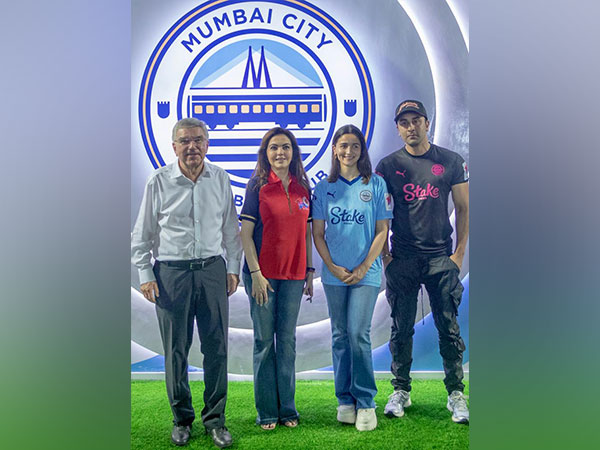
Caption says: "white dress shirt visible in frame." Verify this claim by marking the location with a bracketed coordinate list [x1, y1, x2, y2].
[131, 161, 242, 284]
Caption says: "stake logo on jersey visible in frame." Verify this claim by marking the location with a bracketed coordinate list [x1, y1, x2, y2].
[138, 0, 375, 208]
[403, 183, 440, 201]
[330, 207, 365, 225]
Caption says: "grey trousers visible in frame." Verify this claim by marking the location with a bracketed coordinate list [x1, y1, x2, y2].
[153, 257, 229, 430]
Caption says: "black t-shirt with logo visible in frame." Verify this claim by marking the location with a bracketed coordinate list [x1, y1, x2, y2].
[375, 144, 468, 257]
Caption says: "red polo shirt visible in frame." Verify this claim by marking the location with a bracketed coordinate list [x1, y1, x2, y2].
[241, 170, 312, 280]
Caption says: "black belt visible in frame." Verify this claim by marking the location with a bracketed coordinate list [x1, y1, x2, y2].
[159, 256, 220, 270]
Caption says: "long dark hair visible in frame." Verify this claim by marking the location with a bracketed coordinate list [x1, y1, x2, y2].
[327, 124, 372, 184]
[251, 127, 311, 193]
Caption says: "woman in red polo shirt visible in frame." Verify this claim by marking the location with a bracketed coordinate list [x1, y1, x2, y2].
[240, 127, 314, 430]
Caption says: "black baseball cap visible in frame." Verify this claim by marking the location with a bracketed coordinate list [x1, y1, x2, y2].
[394, 100, 428, 122]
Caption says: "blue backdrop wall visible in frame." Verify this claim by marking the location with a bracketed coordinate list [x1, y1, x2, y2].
[130, 0, 469, 375]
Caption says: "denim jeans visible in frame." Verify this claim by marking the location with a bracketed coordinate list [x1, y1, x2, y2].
[243, 273, 304, 424]
[323, 283, 380, 409]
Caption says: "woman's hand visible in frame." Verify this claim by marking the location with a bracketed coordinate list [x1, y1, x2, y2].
[304, 271, 314, 297]
[328, 263, 353, 284]
[251, 270, 273, 306]
[344, 263, 369, 285]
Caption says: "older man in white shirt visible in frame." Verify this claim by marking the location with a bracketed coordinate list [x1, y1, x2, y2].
[132, 118, 242, 448]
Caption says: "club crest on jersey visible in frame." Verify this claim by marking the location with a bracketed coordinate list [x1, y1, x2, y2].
[297, 196, 310, 210]
[431, 164, 445, 176]
[138, 0, 375, 209]
[359, 190, 372, 202]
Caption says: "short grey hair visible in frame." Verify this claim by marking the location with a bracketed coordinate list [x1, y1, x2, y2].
[172, 118, 209, 142]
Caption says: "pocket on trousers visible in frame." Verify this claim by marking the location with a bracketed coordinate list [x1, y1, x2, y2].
[384, 257, 396, 277]
[450, 279, 464, 315]
[446, 256, 460, 272]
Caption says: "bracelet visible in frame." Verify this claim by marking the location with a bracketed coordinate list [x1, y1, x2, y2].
[250, 269, 261, 274]
[306, 266, 315, 273]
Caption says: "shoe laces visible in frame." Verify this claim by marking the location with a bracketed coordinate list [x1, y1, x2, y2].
[450, 391, 468, 409]
[389, 390, 409, 403]
[357, 408, 374, 418]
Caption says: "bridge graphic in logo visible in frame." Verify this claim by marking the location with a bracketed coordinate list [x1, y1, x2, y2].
[139, 0, 375, 194]
[180, 37, 333, 186]
[191, 44, 325, 130]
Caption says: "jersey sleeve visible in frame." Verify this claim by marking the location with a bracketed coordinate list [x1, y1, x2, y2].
[307, 186, 313, 223]
[451, 154, 469, 185]
[240, 177, 260, 223]
[373, 174, 394, 220]
[311, 181, 327, 221]
[375, 158, 392, 193]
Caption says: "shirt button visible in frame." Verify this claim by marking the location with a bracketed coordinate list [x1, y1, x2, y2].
[195, 219, 200, 223]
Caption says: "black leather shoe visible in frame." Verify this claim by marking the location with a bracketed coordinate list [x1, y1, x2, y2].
[171, 424, 191, 446]
[207, 427, 233, 448]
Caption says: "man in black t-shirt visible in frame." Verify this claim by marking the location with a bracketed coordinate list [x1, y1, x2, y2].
[375, 100, 470, 424]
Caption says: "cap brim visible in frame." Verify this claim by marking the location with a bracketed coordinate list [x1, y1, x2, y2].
[394, 110, 427, 122]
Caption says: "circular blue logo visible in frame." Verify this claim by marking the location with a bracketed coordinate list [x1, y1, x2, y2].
[139, 0, 375, 200]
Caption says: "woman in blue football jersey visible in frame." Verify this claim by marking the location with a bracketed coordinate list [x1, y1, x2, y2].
[312, 124, 392, 431]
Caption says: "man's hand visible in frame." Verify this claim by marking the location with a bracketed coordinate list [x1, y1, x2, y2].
[140, 281, 159, 303]
[227, 273, 240, 296]
[449, 253, 463, 271]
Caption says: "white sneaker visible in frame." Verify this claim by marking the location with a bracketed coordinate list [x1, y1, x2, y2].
[384, 390, 411, 418]
[447, 390, 469, 424]
[337, 404, 356, 424]
[355, 408, 377, 431]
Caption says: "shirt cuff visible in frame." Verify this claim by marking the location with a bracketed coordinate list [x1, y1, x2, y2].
[138, 267, 156, 285]
[226, 259, 241, 275]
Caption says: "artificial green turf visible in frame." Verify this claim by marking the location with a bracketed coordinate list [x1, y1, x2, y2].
[132, 379, 469, 449]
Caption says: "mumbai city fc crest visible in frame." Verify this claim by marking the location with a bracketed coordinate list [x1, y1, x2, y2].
[138, 0, 375, 205]
[431, 163, 445, 176]
[359, 190, 372, 202]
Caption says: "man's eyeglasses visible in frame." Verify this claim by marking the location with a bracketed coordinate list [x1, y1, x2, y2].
[175, 136, 206, 145]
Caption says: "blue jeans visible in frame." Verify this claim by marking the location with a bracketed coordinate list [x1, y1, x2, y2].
[243, 273, 304, 425]
[323, 284, 380, 409]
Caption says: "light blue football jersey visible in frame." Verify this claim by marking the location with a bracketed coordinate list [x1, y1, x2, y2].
[312, 174, 393, 287]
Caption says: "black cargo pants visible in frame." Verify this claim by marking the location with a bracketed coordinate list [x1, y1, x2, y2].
[385, 254, 466, 394]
